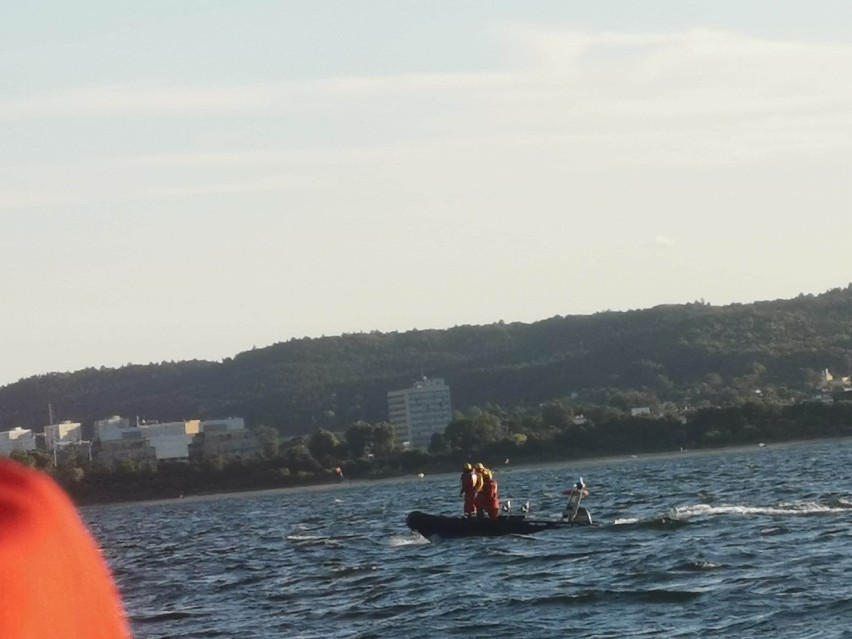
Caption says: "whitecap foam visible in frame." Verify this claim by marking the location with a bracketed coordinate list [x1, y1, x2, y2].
[388, 534, 430, 546]
[614, 517, 641, 525]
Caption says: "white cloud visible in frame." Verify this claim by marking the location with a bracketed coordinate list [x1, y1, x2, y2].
[4, 28, 850, 123]
[0, 84, 273, 120]
[2, 27, 852, 212]
[146, 175, 325, 198]
[3, 21, 852, 386]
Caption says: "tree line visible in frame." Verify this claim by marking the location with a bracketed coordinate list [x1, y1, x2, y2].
[1, 285, 851, 440]
[6, 398, 851, 504]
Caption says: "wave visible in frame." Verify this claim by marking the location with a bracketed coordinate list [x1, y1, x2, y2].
[388, 533, 430, 546]
[132, 610, 200, 623]
[511, 588, 704, 606]
[759, 526, 788, 536]
[612, 516, 690, 530]
[285, 534, 325, 541]
[285, 533, 343, 548]
[674, 559, 723, 571]
[828, 496, 852, 509]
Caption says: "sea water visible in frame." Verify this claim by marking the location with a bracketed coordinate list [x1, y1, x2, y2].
[83, 438, 852, 638]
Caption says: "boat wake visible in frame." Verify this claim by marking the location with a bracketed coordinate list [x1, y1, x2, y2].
[670, 500, 851, 519]
[612, 516, 690, 530]
[610, 498, 850, 530]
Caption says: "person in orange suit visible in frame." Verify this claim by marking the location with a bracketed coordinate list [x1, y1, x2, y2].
[0, 458, 133, 639]
[475, 468, 501, 520]
[459, 463, 478, 517]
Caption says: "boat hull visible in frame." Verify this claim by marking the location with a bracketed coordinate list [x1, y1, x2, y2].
[406, 509, 592, 539]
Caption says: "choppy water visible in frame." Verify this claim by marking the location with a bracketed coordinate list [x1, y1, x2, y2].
[83, 438, 852, 639]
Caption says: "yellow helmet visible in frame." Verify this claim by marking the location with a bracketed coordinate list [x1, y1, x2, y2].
[463, 463, 473, 471]
[475, 462, 486, 471]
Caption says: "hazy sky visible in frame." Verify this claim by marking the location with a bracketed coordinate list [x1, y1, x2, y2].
[2, 1, 851, 386]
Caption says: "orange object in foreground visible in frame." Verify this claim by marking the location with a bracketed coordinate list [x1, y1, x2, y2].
[0, 459, 132, 639]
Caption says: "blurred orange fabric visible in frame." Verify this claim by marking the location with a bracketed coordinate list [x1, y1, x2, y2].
[0, 459, 132, 639]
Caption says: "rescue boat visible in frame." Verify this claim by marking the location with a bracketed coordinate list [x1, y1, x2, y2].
[406, 507, 593, 539]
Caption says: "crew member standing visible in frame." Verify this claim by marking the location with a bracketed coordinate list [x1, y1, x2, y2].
[476, 469, 501, 520]
[562, 476, 589, 521]
[473, 462, 488, 492]
[459, 463, 478, 517]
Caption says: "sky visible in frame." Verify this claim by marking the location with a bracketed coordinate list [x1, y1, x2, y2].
[2, 1, 851, 387]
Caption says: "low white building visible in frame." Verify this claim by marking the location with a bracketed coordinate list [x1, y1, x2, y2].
[201, 417, 245, 434]
[138, 420, 201, 460]
[94, 416, 138, 441]
[0, 427, 37, 455]
[44, 421, 82, 450]
[93, 416, 253, 463]
[97, 439, 157, 468]
[194, 417, 257, 459]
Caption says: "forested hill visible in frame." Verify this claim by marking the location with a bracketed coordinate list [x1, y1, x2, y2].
[2, 286, 851, 437]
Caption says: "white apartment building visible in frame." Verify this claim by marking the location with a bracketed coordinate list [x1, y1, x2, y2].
[387, 377, 452, 450]
[0, 427, 37, 455]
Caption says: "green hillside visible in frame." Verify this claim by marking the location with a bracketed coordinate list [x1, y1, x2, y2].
[2, 285, 851, 437]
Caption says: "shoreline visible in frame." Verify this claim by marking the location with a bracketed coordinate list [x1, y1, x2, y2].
[80, 436, 851, 511]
